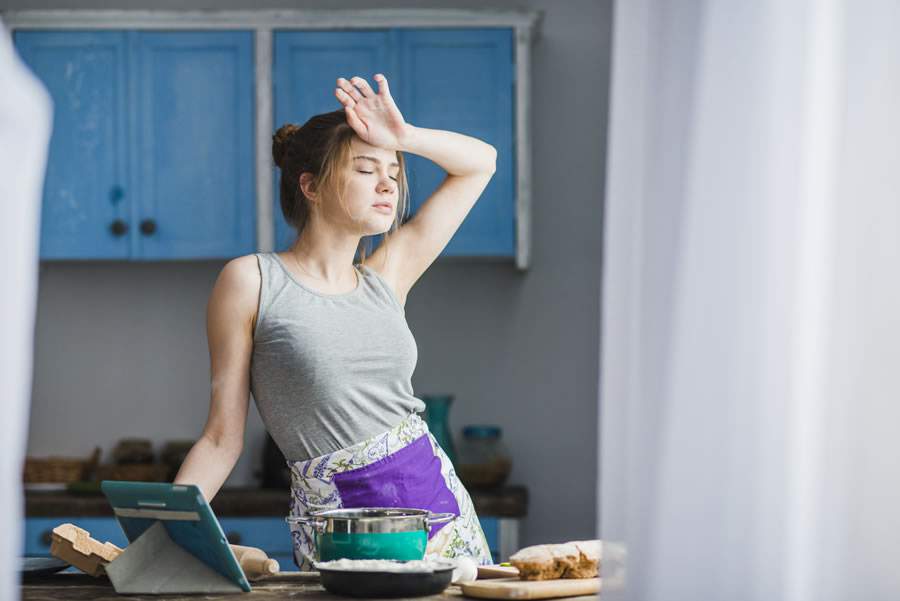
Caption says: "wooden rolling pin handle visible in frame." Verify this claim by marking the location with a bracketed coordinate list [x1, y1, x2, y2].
[229, 544, 280, 580]
[243, 557, 279, 576]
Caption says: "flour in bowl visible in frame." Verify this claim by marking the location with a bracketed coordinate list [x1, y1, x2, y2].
[314, 558, 455, 573]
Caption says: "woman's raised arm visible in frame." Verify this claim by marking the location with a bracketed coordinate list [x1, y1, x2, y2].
[337, 74, 497, 302]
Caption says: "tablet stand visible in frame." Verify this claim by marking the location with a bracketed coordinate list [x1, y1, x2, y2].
[105, 521, 244, 594]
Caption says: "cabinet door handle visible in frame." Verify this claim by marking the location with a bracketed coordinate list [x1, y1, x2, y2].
[225, 531, 242, 545]
[140, 219, 157, 236]
[109, 219, 129, 237]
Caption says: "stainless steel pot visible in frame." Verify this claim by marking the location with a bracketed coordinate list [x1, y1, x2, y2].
[285, 507, 457, 562]
[286, 507, 455, 533]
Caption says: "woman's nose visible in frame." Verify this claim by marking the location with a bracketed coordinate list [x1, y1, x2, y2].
[378, 177, 395, 193]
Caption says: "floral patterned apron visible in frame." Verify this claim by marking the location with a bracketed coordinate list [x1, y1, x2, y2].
[286, 412, 493, 571]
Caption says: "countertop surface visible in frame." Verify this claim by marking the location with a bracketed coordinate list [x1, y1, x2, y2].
[20, 572, 599, 600]
[25, 485, 528, 518]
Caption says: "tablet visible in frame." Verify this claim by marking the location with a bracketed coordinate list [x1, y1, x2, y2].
[101, 480, 250, 592]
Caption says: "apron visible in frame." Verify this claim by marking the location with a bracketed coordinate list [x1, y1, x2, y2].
[286, 412, 493, 571]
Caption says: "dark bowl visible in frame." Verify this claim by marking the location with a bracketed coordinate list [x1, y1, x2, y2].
[318, 564, 454, 598]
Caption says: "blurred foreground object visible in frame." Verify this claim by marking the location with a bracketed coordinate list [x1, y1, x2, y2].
[0, 15, 54, 601]
[602, 1, 900, 599]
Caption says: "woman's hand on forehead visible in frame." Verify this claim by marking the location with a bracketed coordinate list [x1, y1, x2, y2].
[334, 74, 411, 151]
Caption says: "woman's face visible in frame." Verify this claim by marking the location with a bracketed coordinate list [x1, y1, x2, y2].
[326, 136, 400, 236]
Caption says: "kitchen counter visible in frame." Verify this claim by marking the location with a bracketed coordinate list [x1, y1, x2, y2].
[25, 486, 528, 517]
[20, 571, 452, 600]
[21, 572, 600, 600]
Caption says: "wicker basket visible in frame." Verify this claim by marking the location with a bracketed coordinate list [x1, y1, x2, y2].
[23, 458, 86, 484]
[95, 463, 170, 482]
[24, 447, 101, 484]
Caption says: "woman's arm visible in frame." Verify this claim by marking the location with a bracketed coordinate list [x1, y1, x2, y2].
[336, 75, 497, 303]
[396, 123, 497, 177]
[173, 255, 260, 502]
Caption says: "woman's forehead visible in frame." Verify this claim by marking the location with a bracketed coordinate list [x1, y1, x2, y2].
[350, 138, 398, 165]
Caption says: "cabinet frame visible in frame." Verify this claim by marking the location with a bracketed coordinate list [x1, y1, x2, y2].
[4, 9, 541, 269]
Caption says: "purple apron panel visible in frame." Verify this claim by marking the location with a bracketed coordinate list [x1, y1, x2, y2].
[331, 434, 460, 539]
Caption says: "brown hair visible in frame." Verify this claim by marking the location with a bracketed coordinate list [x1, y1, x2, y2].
[272, 108, 410, 264]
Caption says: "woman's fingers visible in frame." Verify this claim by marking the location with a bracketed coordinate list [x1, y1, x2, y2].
[344, 105, 367, 136]
[337, 78, 362, 102]
[334, 87, 355, 108]
[350, 76, 376, 99]
[374, 73, 391, 97]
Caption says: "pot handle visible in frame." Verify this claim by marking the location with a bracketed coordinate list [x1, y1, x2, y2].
[426, 512, 457, 526]
[285, 515, 326, 532]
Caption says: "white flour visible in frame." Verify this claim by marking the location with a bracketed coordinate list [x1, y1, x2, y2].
[314, 558, 455, 573]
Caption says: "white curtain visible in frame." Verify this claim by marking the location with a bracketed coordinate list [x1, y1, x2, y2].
[600, 1, 900, 600]
[0, 19, 53, 601]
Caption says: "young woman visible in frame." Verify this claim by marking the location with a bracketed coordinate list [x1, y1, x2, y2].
[173, 73, 498, 570]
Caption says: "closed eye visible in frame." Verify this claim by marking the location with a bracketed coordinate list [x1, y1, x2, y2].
[357, 170, 398, 182]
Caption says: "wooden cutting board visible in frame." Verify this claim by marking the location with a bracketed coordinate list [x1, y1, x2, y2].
[460, 576, 601, 599]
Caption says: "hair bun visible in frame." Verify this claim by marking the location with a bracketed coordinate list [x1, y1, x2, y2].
[272, 123, 302, 168]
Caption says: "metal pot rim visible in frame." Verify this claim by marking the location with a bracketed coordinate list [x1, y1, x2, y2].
[309, 507, 432, 520]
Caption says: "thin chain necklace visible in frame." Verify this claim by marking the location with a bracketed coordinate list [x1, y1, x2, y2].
[288, 249, 358, 289]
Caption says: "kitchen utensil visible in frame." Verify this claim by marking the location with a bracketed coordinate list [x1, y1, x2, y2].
[317, 559, 456, 598]
[460, 576, 601, 599]
[286, 507, 455, 562]
[229, 544, 279, 580]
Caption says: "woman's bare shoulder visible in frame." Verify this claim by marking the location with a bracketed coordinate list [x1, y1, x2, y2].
[208, 254, 263, 325]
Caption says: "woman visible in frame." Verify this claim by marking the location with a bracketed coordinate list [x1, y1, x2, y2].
[173, 73, 497, 570]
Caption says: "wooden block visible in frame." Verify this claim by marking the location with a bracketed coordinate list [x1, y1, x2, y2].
[49, 523, 123, 577]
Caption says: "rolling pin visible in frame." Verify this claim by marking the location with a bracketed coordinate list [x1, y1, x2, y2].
[229, 544, 280, 580]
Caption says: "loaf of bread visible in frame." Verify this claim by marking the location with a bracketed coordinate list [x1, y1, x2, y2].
[509, 539, 601, 580]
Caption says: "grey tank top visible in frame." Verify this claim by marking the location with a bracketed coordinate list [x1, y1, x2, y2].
[250, 252, 426, 461]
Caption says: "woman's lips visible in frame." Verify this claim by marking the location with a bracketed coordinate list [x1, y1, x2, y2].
[372, 203, 393, 213]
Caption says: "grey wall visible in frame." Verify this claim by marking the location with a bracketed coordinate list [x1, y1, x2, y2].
[13, 0, 611, 549]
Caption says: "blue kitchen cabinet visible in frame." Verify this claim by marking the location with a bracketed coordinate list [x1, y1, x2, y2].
[14, 30, 256, 260]
[133, 32, 255, 259]
[271, 28, 515, 258]
[13, 32, 131, 260]
[398, 28, 515, 257]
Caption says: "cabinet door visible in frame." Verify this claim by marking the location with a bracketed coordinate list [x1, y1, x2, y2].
[14, 31, 131, 260]
[272, 30, 395, 253]
[398, 29, 515, 257]
[133, 31, 255, 259]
